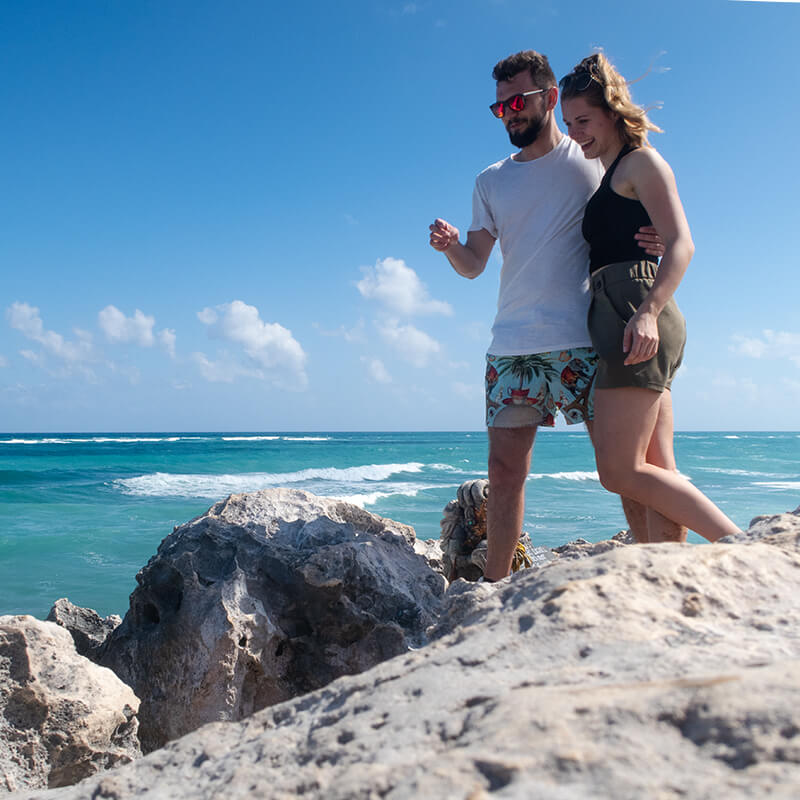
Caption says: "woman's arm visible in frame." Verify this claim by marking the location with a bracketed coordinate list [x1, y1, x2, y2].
[618, 148, 694, 366]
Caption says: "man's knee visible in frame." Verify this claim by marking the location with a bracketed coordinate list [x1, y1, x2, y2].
[488, 449, 529, 491]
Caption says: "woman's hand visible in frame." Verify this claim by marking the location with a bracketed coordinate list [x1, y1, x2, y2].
[623, 310, 659, 365]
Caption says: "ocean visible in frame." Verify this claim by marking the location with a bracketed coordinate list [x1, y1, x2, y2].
[1, 431, 798, 620]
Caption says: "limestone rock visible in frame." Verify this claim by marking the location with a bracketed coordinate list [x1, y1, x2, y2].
[45, 599, 121, 662]
[21, 517, 800, 799]
[720, 504, 800, 545]
[98, 488, 446, 753]
[0, 616, 139, 794]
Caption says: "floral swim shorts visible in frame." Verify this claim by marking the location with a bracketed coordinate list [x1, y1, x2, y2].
[485, 347, 599, 428]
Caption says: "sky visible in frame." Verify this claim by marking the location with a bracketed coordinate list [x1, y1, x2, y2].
[1, 0, 798, 432]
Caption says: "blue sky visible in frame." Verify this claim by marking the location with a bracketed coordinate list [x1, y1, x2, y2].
[1, 0, 798, 432]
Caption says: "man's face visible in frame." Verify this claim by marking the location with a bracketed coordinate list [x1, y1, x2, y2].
[495, 71, 550, 149]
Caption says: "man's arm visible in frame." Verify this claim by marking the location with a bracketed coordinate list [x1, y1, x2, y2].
[429, 218, 495, 279]
[635, 225, 665, 259]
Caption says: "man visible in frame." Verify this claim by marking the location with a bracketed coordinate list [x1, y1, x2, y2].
[429, 50, 683, 581]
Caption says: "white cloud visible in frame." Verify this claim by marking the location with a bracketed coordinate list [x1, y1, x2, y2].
[191, 352, 261, 383]
[196, 300, 308, 388]
[730, 330, 800, 367]
[362, 356, 392, 384]
[98, 306, 155, 346]
[99, 305, 176, 357]
[0, 355, 7, 367]
[159, 328, 177, 358]
[314, 320, 366, 344]
[7, 302, 95, 374]
[378, 320, 441, 367]
[357, 258, 453, 316]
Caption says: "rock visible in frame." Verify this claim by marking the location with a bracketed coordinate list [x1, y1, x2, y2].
[98, 488, 446, 754]
[45, 599, 121, 662]
[720, 505, 800, 545]
[20, 515, 800, 799]
[0, 616, 139, 794]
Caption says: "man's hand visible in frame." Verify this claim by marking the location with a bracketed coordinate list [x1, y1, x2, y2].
[635, 225, 665, 259]
[623, 309, 659, 365]
[429, 218, 460, 251]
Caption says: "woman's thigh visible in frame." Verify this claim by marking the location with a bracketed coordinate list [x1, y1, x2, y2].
[592, 386, 663, 469]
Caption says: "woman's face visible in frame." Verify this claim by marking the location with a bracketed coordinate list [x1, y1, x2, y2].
[561, 95, 620, 162]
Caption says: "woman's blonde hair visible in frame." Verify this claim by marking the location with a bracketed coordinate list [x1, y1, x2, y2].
[559, 53, 662, 148]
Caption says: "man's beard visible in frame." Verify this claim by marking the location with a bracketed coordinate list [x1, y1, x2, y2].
[507, 113, 546, 148]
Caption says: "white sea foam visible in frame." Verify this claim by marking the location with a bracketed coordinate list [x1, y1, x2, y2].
[2, 436, 206, 445]
[222, 436, 281, 441]
[2, 438, 72, 444]
[332, 491, 398, 507]
[528, 470, 600, 482]
[753, 481, 800, 491]
[695, 467, 786, 478]
[282, 436, 332, 441]
[724, 435, 741, 439]
[113, 462, 429, 498]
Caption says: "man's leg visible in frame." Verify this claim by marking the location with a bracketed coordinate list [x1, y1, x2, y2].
[484, 425, 537, 581]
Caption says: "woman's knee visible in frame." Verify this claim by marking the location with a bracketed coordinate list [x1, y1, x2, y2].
[596, 457, 637, 496]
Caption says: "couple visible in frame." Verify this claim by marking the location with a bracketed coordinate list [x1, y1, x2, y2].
[429, 49, 741, 580]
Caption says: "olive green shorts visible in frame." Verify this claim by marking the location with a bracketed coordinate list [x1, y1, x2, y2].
[588, 260, 686, 392]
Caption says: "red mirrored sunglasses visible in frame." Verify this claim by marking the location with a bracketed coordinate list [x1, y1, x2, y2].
[489, 88, 547, 119]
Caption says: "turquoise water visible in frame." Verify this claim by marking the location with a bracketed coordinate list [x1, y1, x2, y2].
[1, 431, 798, 619]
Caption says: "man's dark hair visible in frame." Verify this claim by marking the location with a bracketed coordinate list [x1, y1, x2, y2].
[492, 50, 556, 89]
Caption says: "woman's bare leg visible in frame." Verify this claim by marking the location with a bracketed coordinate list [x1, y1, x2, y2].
[593, 387, 740, 542]
[643, 391, 687, 542]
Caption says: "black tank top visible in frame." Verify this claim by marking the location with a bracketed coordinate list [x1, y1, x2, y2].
[582, 145, 654, 274]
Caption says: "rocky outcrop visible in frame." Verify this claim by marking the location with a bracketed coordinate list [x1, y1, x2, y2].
[18, 505, 800, 799]
[45, 599, 121, 662]
[98, 488, 446, 753]
[0, 616, 139, 794]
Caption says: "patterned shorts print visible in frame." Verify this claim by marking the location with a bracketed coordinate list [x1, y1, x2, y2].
[485, 348, 599, 428]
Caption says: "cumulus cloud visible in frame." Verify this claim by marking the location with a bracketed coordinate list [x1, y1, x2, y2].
[7, 302, 95, 373]
[99, 305, 176, 357]
[731, 330, 800, 367]
[196, 300, 308, 388]
[159, 329, 177, 358]
[361, 356, 392, 384]
[98, 306, 155, 346]
[357, 258, 453, 316]
[378, 320, 441, 367]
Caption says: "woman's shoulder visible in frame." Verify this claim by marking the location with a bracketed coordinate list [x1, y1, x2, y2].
[621, 146, 675, 186]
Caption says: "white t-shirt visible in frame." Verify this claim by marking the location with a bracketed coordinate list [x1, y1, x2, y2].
[470, 135, 604, 355]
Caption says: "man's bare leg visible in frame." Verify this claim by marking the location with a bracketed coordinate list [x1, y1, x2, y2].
[484, 425, 537, 581]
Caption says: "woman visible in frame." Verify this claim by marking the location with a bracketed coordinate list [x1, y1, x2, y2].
[560, 53, 740, 542]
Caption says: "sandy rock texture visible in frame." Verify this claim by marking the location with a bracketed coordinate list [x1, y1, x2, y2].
[19, 506, 800, 799]
[97, 488, 446, 753]
[45, 599, 121, 662]
[0, 616, 139, 794]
